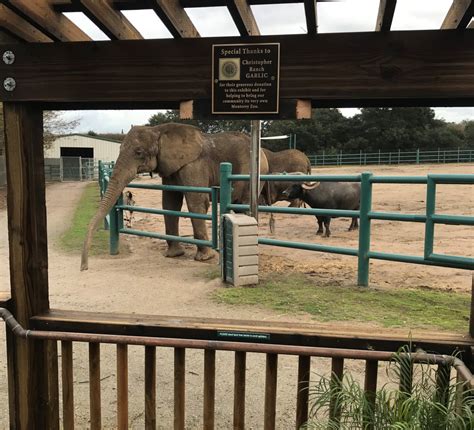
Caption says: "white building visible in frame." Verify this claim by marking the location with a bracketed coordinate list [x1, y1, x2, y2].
[44, 134, 122, 161]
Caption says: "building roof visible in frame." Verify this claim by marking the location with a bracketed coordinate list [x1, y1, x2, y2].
[57, 134, 123, 144]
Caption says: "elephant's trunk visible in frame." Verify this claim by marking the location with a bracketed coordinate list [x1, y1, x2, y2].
[80, 157, 136, 271]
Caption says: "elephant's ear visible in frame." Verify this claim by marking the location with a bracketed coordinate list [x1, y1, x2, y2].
[157, 123, 204, 177]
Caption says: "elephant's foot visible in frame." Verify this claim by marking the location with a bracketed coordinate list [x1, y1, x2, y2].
[165, 243, 185, 258]
[195, 248, 216, 262]
[316, 230, 323, 236]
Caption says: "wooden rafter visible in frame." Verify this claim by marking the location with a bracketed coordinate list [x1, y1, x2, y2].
[150, 0, 200, 38]
[76, 0, 143, 40]
[3, 0, 91, 42]
[376, 0, 397, 31]
[226, 0, 260, 36]
[441, 0, 474, 29]
[0, 4, 52, 42]
[303, 0, 317, 34]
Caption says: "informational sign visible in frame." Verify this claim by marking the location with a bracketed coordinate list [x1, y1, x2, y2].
[217, 331, 271, 341]
[212, 43, 280, 115]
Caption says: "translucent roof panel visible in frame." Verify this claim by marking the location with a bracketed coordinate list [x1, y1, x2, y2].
[121, 10, 172, 39]
[64, 12, 110, 41]
[391, 0, 452, 30]
[251, 3, 306, 35]
[185, 7, 239, 37]
[317, 0, 379, 33]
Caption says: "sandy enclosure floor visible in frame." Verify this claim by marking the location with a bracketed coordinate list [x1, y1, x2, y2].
[0, 163, 473, 428]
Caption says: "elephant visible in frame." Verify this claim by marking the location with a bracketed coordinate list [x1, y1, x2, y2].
[81, 123, 269, 270]
[262, 148, 312, 205]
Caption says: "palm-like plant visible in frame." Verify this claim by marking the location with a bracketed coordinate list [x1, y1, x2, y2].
[302, 348, 474, 430]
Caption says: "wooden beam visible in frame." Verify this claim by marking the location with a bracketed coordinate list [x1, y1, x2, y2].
[77, 0, 143, 40]
[150, 0, 200, 38]
[441, 0, 474, 29]
[1, 31, 474, 107]
[226, 0, 260, 36]
[303, 0, 317, 34]
[0, 5, 52, 42]
[3, 0, 91, 42]
[4, 102, 53, 428]
[376, 0, 397, 32]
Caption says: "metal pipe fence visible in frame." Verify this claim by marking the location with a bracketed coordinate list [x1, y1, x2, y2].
[99, 162, 219, 254]
[219, 163, 474, 287]
[308, 148, 474, 167]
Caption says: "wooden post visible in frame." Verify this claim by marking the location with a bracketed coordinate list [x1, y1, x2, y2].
[470, 274, 474, 337]
[4, 102, 55, 429]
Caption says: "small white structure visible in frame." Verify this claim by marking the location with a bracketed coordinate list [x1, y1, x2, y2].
[44, 134, 121, 161]
[221, 214, 259, 286]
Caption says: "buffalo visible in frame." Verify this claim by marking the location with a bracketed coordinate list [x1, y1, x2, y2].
[283, 181, 360, 237]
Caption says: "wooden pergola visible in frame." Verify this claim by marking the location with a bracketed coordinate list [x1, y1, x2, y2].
[1, 1, 474, 429]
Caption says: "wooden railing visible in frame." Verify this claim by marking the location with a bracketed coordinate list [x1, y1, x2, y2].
[2, 307, 474, 429]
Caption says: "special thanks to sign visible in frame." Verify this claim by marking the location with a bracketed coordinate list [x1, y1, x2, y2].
[212, 43, 280, 115]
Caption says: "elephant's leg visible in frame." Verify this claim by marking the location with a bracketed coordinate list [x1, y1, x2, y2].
[349, 217, 358, 231]
[184, 192, 215, 261]
[163, 189, 185, 257]
[324, 217, 331, 237]
[316, 216, 324, 235]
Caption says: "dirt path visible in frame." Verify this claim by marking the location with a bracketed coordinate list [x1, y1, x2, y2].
[0, 163, 473, 428]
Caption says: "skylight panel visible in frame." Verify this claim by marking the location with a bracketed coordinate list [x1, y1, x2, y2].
[391, 0, 453, 30]
[317, 0, 378, 33]
[185, 7, 239, 37]
[121, 9, 172, 39]
[63, 12, 109, 41]
[251, 3, 306, 35]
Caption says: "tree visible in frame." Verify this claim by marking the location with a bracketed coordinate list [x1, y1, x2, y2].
[43, 111, 81, 149]
[147, 110, 251, 134]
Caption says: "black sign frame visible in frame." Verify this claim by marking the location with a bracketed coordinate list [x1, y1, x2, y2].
[212, 42, 280, 115]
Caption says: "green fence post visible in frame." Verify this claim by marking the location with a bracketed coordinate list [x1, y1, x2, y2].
[424, 176, 436, 259]
[220, 163, 232, 219]
[322, 150, 325, 166]
[117, 192, 124, 231]
[357, 172, 373, 286]
[416, 149, 420, 164]
[109, 202, 120, 255]
[211, 186, 219, 249]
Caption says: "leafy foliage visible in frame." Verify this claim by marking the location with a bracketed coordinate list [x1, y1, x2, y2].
[303, 347, 474, 429]
[145, 107, 473, 155]
[43, 111, 81, 149]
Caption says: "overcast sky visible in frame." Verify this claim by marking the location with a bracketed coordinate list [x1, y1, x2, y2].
[60, 0, 473, 133]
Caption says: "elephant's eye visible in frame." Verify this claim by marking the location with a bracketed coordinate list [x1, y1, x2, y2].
[134, 149, 145, 158]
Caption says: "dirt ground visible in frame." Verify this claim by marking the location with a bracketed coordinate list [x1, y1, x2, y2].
[0, 163, 473, 429]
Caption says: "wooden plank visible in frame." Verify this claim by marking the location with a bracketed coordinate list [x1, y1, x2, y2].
[62, 341, 74, 430]
[0, 4, 52, 42]
[264, 353, 278, 430]
[2, 31, 474, 107]
[295, 355, 310, 429]
[31, 309, 474, 356]
[89, 343, 101, 430]
[329, 357, 344, 424]
[174, 347, 186, 430]
[470, 274, 474, 337]
[117, 344, 128, 430]
[151, 0, 199, 38]
[375, 0, 397, 32]
[78, 0, 142, 40]
[4, 0, 91, 42]
[303, 0, 317, 34]
[364, 360, 378, 430]
[441, 0, 474, 30]
[4, 102, 52, 429]
[233, 351, 246, 430]
[145, 346, 156, 430]
[203, 349, 216, 430]
[227, 0, 261, 36]
[47, 340, 60, 430]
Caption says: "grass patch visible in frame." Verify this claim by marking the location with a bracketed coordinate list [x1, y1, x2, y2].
[213, 273, 470, 332]
[59, 183, 121, 255]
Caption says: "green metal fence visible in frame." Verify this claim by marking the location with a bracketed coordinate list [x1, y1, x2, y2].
[98, 163, 219, 255]
[308, 148, 474, 167]
[219, 162, 474, 287]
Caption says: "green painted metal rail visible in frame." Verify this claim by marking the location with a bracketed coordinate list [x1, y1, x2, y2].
[219, 162, 474, 287]
[307, 147, 474, 167]
[98, 163, 219, 254]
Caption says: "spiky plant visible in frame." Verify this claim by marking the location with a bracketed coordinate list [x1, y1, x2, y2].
[302, 348, 474, 430]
